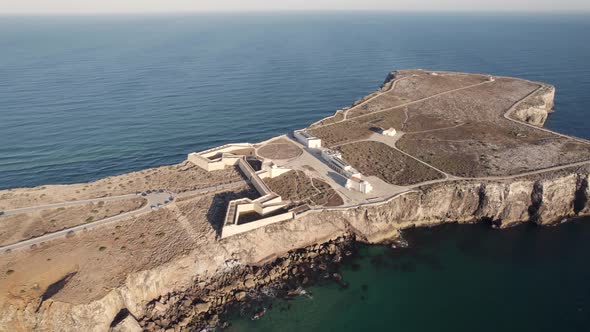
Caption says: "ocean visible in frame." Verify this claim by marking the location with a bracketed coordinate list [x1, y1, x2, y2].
[1, 12, 589, 331]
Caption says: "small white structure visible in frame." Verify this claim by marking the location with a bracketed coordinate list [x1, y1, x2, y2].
[294, 130, 322, 149]
[346, 177, 373, 194]
[320, 149, 360, 178]
[382, 128, 397, 137]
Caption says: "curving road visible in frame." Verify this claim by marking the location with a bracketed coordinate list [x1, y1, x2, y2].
[0, 181, 245, 252]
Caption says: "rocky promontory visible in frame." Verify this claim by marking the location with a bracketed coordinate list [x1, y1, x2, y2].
[1, 70, 589, 332]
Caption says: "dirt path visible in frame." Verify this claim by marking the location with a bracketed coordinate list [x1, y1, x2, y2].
[503, 85, 590, 145]
[2, 193, 139, 216]
[313, 76, 493, 130]
[0, 181, 245, 252]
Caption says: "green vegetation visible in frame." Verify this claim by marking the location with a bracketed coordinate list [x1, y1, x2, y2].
[98, 246, 107, 251]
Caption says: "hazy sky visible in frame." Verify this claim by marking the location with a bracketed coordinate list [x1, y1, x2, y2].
[1, 0, 589, 15]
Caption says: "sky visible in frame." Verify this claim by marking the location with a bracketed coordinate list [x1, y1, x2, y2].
[1, 0, 589, 15]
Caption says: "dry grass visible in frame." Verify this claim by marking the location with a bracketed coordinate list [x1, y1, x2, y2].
[265, 170, 343, 207]
[338, 141, 444, 185]
[309, 119, 373, 147]
[0, 207, 196, 305]
[391, 71, 489, 101]
[0, 161, 241, 210]
[311, 71, 590, 178]
[0, 186, 251, 306]
[0, 198, 146, 246]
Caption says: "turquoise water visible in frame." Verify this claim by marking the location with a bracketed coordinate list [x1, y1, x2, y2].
[227, 221, 590, 332]
[2, 13, 590, 331]
[1, 13, 590, 189]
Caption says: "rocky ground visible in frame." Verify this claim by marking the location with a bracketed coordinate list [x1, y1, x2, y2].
[337, 141, 444, 185]
[256, 138, 303, 160]
[265, 170, 343, 207]
[0, 161, 240, 210]
[0, 197, 145, 246]
[1, 70, 589, 332]
[310, 70, 590, 178]
[135, 236, 357, 331]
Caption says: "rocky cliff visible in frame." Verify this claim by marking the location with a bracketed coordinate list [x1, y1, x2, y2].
[2, 71, 588, 331]
[124, 167, 590, 330]
[510, 84, 555, 126]
[6, 166, 587, 332]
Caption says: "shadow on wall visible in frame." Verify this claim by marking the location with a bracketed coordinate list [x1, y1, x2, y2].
[206, 185, 259, 238]
[327, 171, 347, 187]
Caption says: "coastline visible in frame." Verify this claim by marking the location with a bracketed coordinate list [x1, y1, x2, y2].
[1, 70, 590, 331]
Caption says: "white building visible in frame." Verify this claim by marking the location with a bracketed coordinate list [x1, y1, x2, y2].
[382, 128, 397, 137]
[294, 130, 322, 149]
[346, 176, 373, 194]
[320, 149, 341, 161]
[320, 149, 360, 178]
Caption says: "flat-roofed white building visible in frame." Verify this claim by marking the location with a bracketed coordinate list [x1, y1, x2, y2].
[320, 149, 360, 178]
[382, 128, 397, 137]
[346, 176, 373, 194]
[294, 130, 322, 149]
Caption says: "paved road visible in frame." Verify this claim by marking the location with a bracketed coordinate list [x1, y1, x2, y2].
[0, 181, 245, 252]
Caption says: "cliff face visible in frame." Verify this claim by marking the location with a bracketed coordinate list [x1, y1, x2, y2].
[310, 169, 590, 244]
[11, 168, 588, 332]
[510, 85, 555, 126]
[2, 71, 587, 331]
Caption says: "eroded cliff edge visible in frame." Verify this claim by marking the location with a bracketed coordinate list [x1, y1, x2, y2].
[1, 70, 589, 331]
[12, 165, 588, 332]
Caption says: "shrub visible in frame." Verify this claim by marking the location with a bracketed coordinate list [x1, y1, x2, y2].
[98, 246, 107, 251]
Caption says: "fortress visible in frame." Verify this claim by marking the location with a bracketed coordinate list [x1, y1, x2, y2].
[3, 70, 590, 332]
[187, 130, 377, 237]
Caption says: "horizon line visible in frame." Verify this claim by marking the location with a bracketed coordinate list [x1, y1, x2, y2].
[1, 9, 590, 16]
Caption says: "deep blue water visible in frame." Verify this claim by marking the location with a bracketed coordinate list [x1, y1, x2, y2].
[1, 13, 589, 189]
[1, 13, 590, 331]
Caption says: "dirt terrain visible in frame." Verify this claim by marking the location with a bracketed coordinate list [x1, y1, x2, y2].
[0, 198, 146, 246]
[0, 161, 240, 210]
[257, 138, 303, 160]
[0, 185, 252, 307]
[346, 71, 489, 119]
[338, 141, 444, 185]
[265, 170, 343, 207]
[311, 70, 590, 177]
[1, 70, 589, 332]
